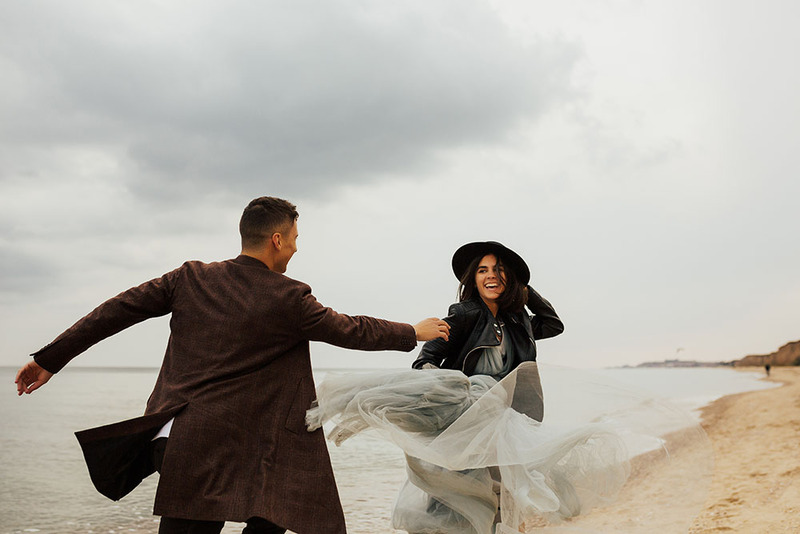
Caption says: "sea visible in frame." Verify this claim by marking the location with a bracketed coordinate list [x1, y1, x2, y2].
[0, 365, 777, 534]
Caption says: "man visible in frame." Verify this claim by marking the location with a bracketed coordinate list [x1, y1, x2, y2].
[15, 196, 450, 534]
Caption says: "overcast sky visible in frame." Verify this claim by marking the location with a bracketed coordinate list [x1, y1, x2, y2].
[2, 0, 798, 370]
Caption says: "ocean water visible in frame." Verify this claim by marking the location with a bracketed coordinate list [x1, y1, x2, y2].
[0, 365, 775, 534]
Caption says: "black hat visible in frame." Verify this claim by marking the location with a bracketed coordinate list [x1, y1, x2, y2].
[451, 241, 530, 285]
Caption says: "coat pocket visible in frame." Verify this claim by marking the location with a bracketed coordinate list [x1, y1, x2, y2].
[284, 376, 312, 434]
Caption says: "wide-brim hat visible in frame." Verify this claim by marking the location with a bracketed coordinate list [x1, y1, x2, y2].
[451, 241, 530, 285]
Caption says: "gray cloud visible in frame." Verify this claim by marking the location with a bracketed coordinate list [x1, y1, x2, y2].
[0, 1, 582, 200]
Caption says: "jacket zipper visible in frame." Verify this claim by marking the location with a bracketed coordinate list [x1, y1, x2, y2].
[462, 344, 495, 373]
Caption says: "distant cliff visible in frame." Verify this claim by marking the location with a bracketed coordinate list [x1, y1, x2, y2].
[735, 340, 800, 367]
[633, 359, 729, 368]
[626, 340, 800, 368]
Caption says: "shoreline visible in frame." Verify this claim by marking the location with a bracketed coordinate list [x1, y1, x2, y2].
[6, 366, 786, 533]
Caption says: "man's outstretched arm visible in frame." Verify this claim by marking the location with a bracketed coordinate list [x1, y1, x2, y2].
[15, 360, 54, 396]
[296, 285, 449, 351]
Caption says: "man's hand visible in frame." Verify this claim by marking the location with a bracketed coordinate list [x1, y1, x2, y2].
[413, 318, 450, 342]
[15, 360, 53, 396]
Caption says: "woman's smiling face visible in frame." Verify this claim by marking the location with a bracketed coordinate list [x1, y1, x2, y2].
[474, 254, 506, 307]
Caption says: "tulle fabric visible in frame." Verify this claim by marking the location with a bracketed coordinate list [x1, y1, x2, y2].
[307, 362, 712, 533]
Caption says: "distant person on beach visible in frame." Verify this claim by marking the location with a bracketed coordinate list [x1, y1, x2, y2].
[14, 196, 450, 534]
[765, 363, 771, 376]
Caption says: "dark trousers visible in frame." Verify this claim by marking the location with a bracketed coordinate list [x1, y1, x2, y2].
[157, 516, 285, 534]
[151, 438, 286, 534]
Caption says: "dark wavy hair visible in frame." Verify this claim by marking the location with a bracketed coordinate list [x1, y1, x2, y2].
[457, 253, 526, 313]
[239, 196, 298, 248]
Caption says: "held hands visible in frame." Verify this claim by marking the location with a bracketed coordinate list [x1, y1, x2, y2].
[15, 360, 53, 396]
[413, 318, 450, 342]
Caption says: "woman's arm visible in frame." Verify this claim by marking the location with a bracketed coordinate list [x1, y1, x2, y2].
[525, 285, 564, 340]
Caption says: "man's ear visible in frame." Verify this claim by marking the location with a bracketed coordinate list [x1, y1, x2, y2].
[271, 232, 282, 250]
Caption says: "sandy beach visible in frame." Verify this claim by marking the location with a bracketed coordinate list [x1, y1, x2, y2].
[689, 366, 800, 533]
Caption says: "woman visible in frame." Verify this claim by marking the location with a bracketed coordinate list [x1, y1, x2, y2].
[412, 241, 564, 387]
[396, 242, 567, 532]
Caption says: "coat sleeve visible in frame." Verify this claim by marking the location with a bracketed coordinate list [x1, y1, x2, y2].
[411, 303, 466, 369]
[525, 285, 564, 340]
[32, 267, 183, 373]
[295, 284, 417, 352]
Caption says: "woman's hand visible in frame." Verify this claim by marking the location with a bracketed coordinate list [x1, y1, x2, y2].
[15, 360, 53, 396]
[413, 318, 450, 342]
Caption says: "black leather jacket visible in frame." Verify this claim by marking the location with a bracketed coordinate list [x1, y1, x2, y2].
[412, 285, 564, 376]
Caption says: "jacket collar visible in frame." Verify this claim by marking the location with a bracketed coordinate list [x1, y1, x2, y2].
[233, 254, 271, 269]
[469, 297, 534, 342]
[469, 298, 503, 348]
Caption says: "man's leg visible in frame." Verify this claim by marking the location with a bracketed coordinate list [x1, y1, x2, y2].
[242, 517, 286, 534]
[158, 517, 225, 534]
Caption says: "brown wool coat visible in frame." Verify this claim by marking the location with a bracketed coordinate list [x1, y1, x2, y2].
[33, 255, 417, 533]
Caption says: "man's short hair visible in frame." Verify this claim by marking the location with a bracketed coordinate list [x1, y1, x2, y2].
[239, 197, 298, 249]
